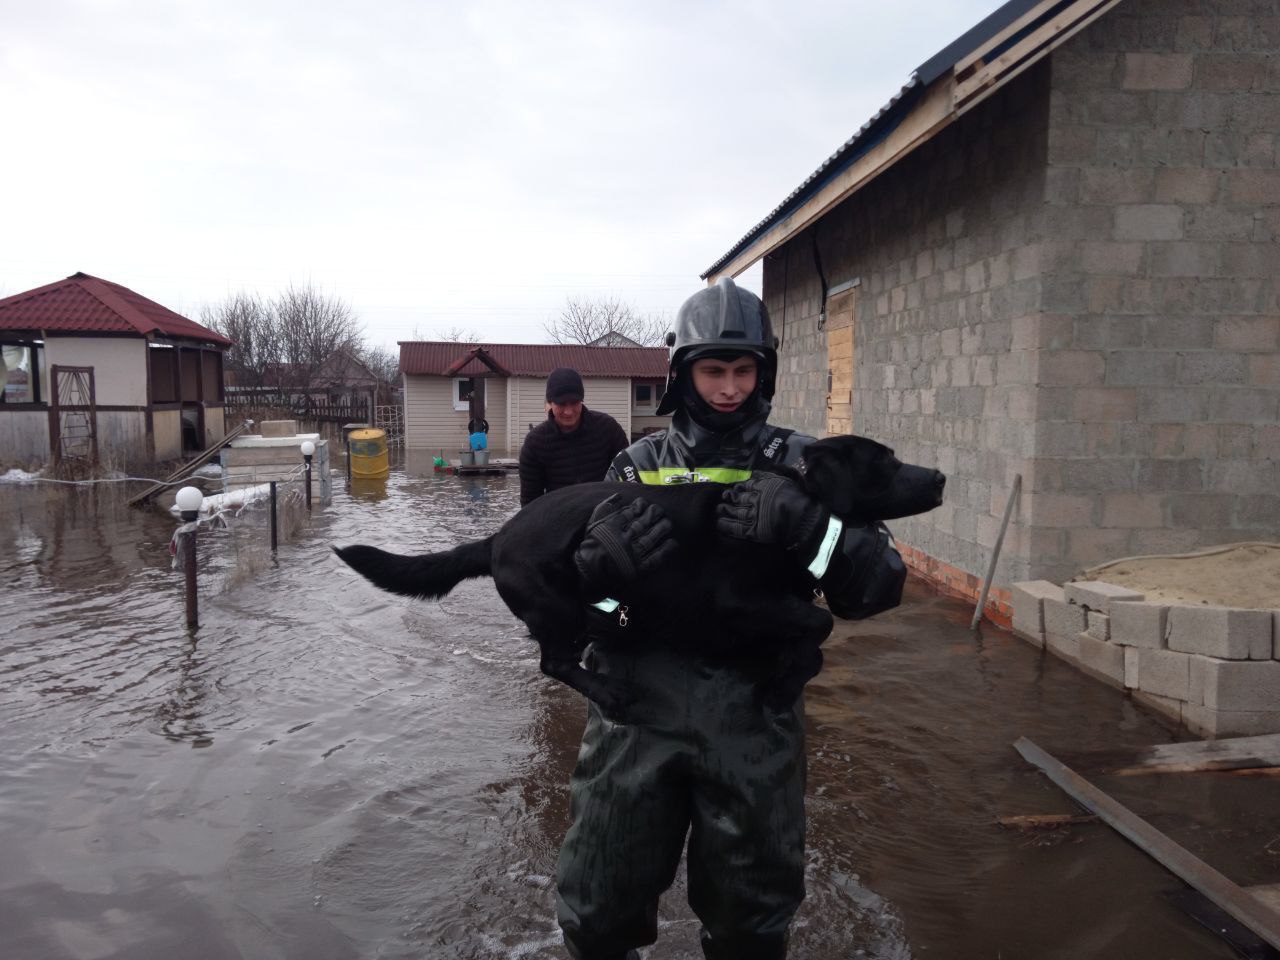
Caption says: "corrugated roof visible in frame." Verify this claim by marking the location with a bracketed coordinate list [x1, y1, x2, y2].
[702, 0, 1051, 279]
[0, 272, 233, 346]
[400, 341, 669, 379]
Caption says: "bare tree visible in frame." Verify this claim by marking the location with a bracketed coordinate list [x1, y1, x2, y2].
[425, 325, 481, 343]
[359, 343, 400, 390]
[204, 284, 363, 392]
[202, 292, 277, 389]
[544, 296, 668, 346]
[274, 285, 363, 390]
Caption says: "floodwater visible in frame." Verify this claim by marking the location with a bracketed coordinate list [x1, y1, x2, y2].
[2, 469, 1276, 959]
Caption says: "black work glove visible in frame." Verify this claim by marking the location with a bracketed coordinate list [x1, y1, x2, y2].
[574, 494, 677, 600]
[715, 475, 832, 566]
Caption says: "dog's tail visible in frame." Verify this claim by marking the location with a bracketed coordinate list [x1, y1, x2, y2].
[333, 539, 493, 600]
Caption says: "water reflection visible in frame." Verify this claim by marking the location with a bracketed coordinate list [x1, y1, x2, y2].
[346, 476, 388, 502]
[0, 473, 1268, 958]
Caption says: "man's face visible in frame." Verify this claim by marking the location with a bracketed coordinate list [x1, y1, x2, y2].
[550, 398, 583, 431]
[690, 356, 758, 413]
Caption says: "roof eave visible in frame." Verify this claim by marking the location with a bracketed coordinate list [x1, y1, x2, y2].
[702, 0, 1126, 282]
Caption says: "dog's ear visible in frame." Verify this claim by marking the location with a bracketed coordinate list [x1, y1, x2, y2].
[800, 442, 858, 517]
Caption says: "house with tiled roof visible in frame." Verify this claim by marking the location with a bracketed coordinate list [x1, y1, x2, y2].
[398, 340, 670, 473]
[0, 272, 233, 467]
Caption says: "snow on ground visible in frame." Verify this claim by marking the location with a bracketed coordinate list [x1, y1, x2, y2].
[167, 483, 273, 517]
[0, 468, 43, 483]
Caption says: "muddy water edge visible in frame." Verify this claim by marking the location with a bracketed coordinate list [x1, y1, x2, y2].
[1, 470, 1272, 959]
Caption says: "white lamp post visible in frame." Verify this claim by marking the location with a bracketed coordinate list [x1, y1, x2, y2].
[300, 440, 316, 511]
[175, 485, 204, 522]
[174, 485, 204, 628]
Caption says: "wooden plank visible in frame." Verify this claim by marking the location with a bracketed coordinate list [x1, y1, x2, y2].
[954, 0, 1065, 76]
[1014, 737, 1280, 950]
[956, 0, 1105, 104]
[997, 813, 1099, 830]
[1108, 734, 1280, 776]
[125, 418, 252, 507]
[954, 0, 1125, 109]
[1251, 885, 1280, 914]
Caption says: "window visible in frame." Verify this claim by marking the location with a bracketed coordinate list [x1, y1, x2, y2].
[1, 344, 43, 403]
[634, 380, 663, 413]
[452, 377, 475, 412]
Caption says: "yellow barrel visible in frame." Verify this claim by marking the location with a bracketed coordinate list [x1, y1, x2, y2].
[348, 427, 389, 479]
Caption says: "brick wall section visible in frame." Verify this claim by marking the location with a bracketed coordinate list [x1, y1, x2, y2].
[1037, 0, 1280, 579]
[766, 69, 1050, 587]
[767, 0, 1279, 591]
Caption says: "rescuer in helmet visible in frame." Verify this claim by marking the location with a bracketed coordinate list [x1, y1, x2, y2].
[556, 277, 906, 960]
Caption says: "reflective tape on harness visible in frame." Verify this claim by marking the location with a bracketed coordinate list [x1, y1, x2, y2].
[807, 517, 844, 579]
[637, 466, 753, 486]
[591, 598, 621, 613]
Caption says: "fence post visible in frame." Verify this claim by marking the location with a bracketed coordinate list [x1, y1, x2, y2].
[270, 480, 278, 552]
[175, 486, 203, 629]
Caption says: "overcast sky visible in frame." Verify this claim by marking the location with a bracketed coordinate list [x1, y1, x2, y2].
[1, 0, 1005, 349]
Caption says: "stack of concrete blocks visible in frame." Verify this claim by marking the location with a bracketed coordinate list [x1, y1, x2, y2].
[220, 420, 331, 506]
[1012, 580, 1280, 738]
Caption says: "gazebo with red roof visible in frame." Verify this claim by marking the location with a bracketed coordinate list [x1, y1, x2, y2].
[0, 272, 233, 466]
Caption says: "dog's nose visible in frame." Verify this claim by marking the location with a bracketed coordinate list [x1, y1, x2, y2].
[933, 471, 946, 503]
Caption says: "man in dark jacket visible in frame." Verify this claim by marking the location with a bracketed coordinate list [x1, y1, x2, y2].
[556, 278, 906, 960]
[519, 367, 629, 506]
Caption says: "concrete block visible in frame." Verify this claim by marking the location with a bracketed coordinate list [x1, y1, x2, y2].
[1012, 627, 1046, 649]
[1046, 631, 1081, 663]
[259, 420, 299, 438]
[1044, 597, 1088, 641]
[1078, 635, 1125, 689]
[1189, 657, 1280, 711]
[1132, 690, 1184, 727]
[1110, 602, 1169, 649]
[1086, 611, 1111, 642]
[1125, 647, 1139, 689]
[1010, 580, 1060, 640]
[1166, 606, 1273, 660]
[1115, 204, 1183, 241]
[1182, 703, 1280, 739]
[1136, 648, 1192, 701]
[1064, 580, 1145, 614]
[1123, 53, 1193, 90]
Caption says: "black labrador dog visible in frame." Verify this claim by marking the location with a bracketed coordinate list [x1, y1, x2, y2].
[334, 435, 944, 713]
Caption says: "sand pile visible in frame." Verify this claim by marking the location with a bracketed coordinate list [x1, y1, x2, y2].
[1078, 543, 1280, 610]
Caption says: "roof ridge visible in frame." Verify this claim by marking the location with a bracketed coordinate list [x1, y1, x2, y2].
[72, 274, 155, 337]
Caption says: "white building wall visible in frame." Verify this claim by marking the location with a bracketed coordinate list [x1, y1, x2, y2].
[404, 375, 509, 459]
[44, 337, 147, 406]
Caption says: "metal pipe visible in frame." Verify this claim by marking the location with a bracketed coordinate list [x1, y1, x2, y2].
[270, 481, 278, 552]
[971, 473, 1021, 630]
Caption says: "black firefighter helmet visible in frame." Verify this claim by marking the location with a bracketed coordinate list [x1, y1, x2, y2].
[656, 276, 779, 416]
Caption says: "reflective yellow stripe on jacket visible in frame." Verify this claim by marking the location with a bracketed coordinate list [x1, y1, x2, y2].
[636, 466, 753, 486]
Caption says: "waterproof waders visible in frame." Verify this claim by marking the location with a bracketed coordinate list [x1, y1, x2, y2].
[556, 645, 805, 959]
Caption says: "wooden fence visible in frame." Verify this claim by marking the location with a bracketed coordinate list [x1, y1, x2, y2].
[224, 388, 375, 425]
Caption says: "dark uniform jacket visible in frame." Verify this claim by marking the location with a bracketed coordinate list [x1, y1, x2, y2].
[605, 406, 905, 621]
[518, 406, 628, 506]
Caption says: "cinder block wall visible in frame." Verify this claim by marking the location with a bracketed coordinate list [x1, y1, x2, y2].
[766, 69, 1051, 587]
[1035, 0, 1280, 580]
[768, 0, 1279, 590]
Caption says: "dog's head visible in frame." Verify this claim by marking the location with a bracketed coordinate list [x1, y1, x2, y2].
[800, 435, 945, 523]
